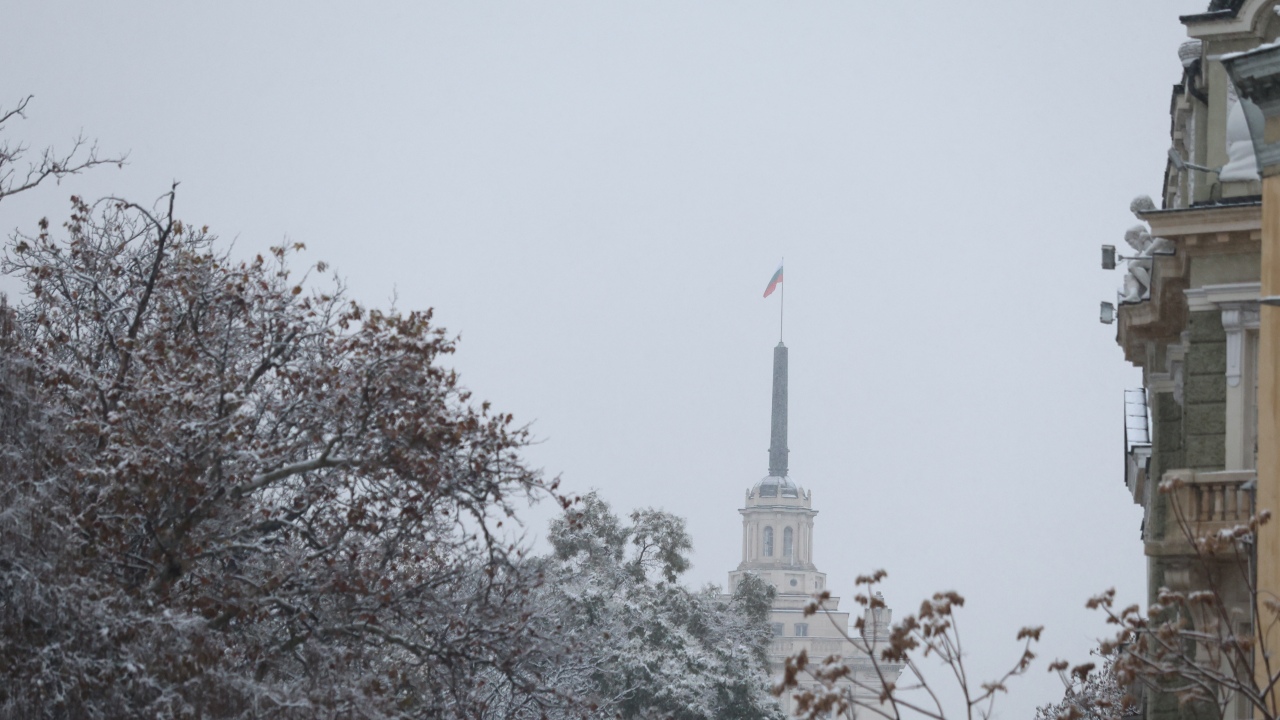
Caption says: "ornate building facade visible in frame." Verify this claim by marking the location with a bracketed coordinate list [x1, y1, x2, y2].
[1111, 3, 1279, 719]
[728, 341, 899, 716]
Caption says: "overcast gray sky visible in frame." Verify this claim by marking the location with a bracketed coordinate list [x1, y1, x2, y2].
[3, 1, 1209, 717]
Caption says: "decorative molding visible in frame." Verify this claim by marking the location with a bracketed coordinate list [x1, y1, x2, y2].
[1137, 202, 1261, 238]
[1148, 375, 1176, 392]
[1222, 300, 1262, 386]
[1185, 0, 1277, 41]
[1182, 283, 1260, 388]
[1185, 281, 1263, 310]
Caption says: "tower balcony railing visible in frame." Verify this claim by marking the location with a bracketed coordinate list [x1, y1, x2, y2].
[1160, 470, 1257, 549]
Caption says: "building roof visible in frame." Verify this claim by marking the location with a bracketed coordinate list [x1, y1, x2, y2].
[1181, 0, 1247, 23]
[1135, 198, 1260, 238]
[755, 475, 800, 499]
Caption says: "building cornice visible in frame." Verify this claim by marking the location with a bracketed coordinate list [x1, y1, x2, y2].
[735, 560, 819, 572]
[739, 505, 818, 517]
[1137, 201, 1261, 238]
[1182, 0, 1274, 39]
[1185, 281, 1264, 310]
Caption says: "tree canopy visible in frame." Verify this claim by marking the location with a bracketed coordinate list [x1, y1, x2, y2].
[0, 101, 781, 719]
[519, 491, 783, 720]
[0, 187, 565, 717]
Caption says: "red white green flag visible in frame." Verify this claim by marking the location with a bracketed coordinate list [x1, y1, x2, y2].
[762, 264, 784, 298]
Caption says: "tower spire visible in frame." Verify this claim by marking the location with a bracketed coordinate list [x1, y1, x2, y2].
[768, 341, 788, 477]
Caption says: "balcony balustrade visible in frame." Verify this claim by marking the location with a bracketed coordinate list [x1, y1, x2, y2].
[1162, 470, 1257, 543]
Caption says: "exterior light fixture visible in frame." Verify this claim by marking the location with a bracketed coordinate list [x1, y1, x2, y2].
[1168, 147, 1221, 175]
[1100, 301, 1116, 325]
[1102, 245, 1117, 270]
[1102, 244, 1158, 267]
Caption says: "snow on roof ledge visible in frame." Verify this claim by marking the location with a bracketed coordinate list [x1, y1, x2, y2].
[1181, 0, 1247, 24]
[1181, 0, 1276, 38]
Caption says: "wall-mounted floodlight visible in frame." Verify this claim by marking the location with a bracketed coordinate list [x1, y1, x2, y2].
[1100, 301, 1116, 324]
[1168, 147, 1221, 175]
[1102, 245, 1117, 270]
[1102, 244, 1159, 268]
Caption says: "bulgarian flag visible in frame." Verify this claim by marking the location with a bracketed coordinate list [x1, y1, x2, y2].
[762, 264, 784, 298]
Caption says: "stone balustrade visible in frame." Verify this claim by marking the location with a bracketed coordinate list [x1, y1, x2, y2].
[1163, 469, 1257, 536]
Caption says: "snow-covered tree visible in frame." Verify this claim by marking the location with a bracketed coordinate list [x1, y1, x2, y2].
[1033, 653, 1134, 720]
[512, 491, 785, 720]
[0, 187, 566, 718]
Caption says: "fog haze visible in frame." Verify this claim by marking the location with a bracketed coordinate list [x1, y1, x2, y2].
[2, 2, 1208, 717]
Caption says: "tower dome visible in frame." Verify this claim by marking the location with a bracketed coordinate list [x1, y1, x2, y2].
[754, 474, 800, 499]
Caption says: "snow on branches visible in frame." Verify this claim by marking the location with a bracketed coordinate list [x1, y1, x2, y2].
[0, 190, 563, 718]
[515, 492, 784, 720]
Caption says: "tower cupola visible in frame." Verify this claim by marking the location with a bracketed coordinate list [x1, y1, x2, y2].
[730, 341, 825, 596]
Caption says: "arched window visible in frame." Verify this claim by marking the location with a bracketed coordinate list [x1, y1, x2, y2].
[783, 527, 794, 558]
[763, 526, 774, 557]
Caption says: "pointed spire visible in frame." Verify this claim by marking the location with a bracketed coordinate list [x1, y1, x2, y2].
[768, 341, 788, 477]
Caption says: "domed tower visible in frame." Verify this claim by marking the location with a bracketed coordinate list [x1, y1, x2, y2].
[728, 340, 900, 717]
[729, 341, 828, 597]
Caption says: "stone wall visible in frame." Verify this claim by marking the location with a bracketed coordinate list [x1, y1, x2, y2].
[1184, 311, 1227, 470]
[1149, 391, 1184, 544]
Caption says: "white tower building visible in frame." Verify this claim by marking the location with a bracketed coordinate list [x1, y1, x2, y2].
[729, 341, 900, 716]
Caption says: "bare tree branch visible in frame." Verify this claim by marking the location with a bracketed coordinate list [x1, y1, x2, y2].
[0, 96, 125, 203]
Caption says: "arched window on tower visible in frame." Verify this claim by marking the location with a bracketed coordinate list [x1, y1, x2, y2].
[763, 527, 774, 557]
[783, 527, 794, 559]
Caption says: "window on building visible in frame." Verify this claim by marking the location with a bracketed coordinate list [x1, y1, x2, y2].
[763, 526, 774, 557]
[771, 622, 784, 637]
[783, 527, 794, 558]
[794, 623, 808, 637]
